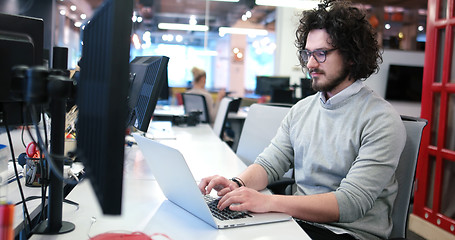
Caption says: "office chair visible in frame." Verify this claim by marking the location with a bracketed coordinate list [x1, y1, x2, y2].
[266, 115, 427, 240]
[213, 97, 234, 138]
[235, 103, 292, 166]
[181, 93, 210, 124]
[389, 115, 427, 239]
[213, 97, 242, 137]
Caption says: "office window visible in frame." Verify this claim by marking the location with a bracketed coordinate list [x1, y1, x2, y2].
[431, 93, 441, 146]
[451, 26, 455, 83]
[435, 28, 445, 83]
[446, 94, 455, 150]
[440, 159, 455, 218]
[130, 30, 219, 89]
[245, 35, 276, 91]
[439, 0, 448, 19]
[131, 43, 215, 88]
[425, 155, 436, 209]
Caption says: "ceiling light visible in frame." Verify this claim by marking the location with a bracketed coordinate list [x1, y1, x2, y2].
[80, 13, 86, 20]
[158, 23, 209, 32]
[219, 27, 268, 37]
[189, 15, 197, 25]
[70, 5, 77, 11]
[168, 34, 174, 41]
[255, 0, 319, 9]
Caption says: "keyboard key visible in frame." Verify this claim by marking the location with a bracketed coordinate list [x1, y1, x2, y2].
[204, 195, 252, 221]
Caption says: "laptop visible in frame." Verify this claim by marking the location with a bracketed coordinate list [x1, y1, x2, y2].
[133, 133, 292, 229]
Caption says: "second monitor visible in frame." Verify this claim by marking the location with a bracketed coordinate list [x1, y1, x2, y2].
[255, 76, 290, 96]
[128, 56, 170, 132]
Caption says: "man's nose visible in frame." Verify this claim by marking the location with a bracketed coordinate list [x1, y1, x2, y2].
[306, 54, 319, 69]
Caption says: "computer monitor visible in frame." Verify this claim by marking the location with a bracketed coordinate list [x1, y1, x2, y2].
[76, 0, 133, 215]
[300, 78, 317, 98]
[0, 13, 43, 126]
[255, 76, 290, 96]
[1, 12, 76, 235]
[271, 89, 294, 104]
[159, 74, 170, 102]
[128, 56, 169, 132]
[385, 64, 423, 102]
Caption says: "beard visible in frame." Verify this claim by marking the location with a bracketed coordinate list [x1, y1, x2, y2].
[310, 67, 350, 93]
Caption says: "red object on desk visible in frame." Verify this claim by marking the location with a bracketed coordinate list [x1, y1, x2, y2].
[26, 142, 38, 158]
[0, 204, 14, 240]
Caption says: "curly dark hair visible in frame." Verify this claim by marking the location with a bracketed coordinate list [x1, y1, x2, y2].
[295, 0, 382, 80]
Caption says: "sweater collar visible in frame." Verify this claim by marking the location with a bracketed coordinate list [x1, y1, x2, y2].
[319, 80, 364, 107]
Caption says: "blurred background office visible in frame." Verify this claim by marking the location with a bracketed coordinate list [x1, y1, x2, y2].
[5, 1, 455, 239]
[0, 0, 426, 114]
[186, 66, 226, 123]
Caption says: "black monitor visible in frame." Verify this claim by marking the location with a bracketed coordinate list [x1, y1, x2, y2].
[128, 56, 169, 132]
[255, 76, 290, 96]
[159, 74, 170, 102]
[385, 64, 423, 102]
[76, 0, 133, 215]
[300, 78, 317, 98]
[271, 89, 293, 104]
[0, 13, 43, 126]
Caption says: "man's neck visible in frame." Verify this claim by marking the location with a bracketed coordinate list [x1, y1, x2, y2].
[323, 78, 354, 99]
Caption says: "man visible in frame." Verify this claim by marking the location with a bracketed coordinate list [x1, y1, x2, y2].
[198, 1, 406, 239]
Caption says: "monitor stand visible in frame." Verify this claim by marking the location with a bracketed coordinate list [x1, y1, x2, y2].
[30, 71, 75, 235]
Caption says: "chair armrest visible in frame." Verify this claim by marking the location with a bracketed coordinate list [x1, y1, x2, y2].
[267, 177, 295, 195]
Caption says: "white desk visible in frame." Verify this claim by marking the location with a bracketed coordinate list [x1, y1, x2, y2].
[153, 105, 184, 118]
[153, 104, 248, 122]
[9, 178, 44, 236]
[0, 127, 50, 236]
[30, 124, 310, 240]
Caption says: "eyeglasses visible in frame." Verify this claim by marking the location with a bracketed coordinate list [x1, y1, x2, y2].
[300, 48, 337, 63]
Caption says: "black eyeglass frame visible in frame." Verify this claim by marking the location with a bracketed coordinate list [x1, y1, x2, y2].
[300, 48, 337, 64]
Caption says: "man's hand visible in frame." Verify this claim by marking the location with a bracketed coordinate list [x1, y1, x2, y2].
[217, 187, 272, 213]
[198, 175, 238, 196]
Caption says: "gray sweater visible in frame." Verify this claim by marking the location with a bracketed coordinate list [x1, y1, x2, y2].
[255, 82, 406, 239]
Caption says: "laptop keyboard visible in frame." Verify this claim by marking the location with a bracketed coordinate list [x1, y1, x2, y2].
[204, 195, 252, 221]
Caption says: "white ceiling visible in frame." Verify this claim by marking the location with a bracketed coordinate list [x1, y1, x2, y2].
[77, 0, 428, 32]
[57, 0, 428, 45]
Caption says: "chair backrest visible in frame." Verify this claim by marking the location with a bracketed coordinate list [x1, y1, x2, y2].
[181, 93, 210, 123]
[213, 97, 234, 138]
[236, 103, 292, 166]
[390, 115, 427, 239]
